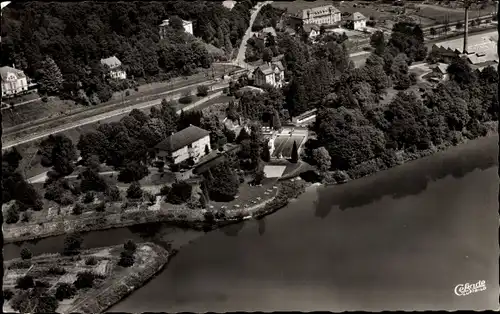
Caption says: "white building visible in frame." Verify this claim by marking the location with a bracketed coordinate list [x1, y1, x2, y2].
[349, 12, 367, 30]
[294, 5, 341, 26]
[222, 0, 235, 10]
[155, 125, 211, 165]
[253, 61, 285, 88]
[100, 56, 127, 80]
[159, 18, 193, 39]
[0, 66, 28, 98]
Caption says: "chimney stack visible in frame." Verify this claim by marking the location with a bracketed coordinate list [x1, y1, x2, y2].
[463, 3, 469, 54]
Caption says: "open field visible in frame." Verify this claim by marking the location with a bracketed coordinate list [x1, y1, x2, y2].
[3, 243, 168, 314]
[209, 178, 279, 214]
[414, 3, 496, 25]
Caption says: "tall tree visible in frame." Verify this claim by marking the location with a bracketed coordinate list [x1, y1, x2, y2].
[291, 141, 299, 163]
[51, 135, 77, 176]
[36, 56, 64, 95]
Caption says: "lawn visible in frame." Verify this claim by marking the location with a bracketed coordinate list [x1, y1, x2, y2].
[2, 97, 79, 130]
[209, 178, 280, 214]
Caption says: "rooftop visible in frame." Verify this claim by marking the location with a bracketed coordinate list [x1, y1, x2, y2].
[0, 66, 26, 81]
[100, 56, 122, 69]
[303, 24, 320, 33]
[348, 12, 367, 21]
[296, 4, 340, 20]
[160, 18, 192, 27]
[155, 125, 210, 153]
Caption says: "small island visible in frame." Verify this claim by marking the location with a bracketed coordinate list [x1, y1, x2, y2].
[3, 240, 169, 314]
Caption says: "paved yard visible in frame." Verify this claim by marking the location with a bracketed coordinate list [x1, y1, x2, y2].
[263, 165, 287, 178]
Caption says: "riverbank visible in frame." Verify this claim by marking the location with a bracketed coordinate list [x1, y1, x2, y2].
[3, 242, 169, 314]
[320, 124, 498, 186]
[5, 127, 496, 244]
[3, 179, 307, 244]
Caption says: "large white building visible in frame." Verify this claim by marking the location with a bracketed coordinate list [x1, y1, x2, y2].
[253, 61, 285, 88]
[294, 5, 341, 26]
[155, 125, 211, 165]
[159, 18, 193, 39]
[100, 56, 127, 80]
[0, 66, 29, 98]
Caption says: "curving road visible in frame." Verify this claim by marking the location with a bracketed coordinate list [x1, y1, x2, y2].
[234, 1, 273, 71]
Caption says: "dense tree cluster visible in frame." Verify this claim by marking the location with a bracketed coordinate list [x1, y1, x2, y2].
[2, 149, 43, 218]
[1, 1, 255, 103]
[311, 57, 498, 174]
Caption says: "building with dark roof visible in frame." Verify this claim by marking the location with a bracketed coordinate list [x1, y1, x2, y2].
[155, 125, 211, 165]
[346, 12, 367, 30]
[253, 61, 285, 88]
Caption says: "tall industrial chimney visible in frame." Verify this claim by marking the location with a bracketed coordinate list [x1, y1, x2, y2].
[463, 4, 469, 54]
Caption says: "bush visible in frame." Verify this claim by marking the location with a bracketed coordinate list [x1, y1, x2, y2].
[85, 256, 98, 265]
[20, 210, 32, 222]
[125, 90, 131, 97]
[166, 181, 192, 204]
[95, 201, 106, 212]
[127, 181, 143, 199]
[124, 239, 137, 253]
[55, 282, 76, 301]
[3, 289, 14, 300]
[118, 250, 135, 267]
[106, 185, 121, 201]
[42, 96, 48, 102]
[60, 193, 75, 206]
[204, 211, 215, 223]
[197, 85, 209, 96]
[63, 233, 83, 255]
[36, 294, 59, 313]
[20, 247, 33, 260]
[178, 92, 193, 104]
[47, 266, 66, 275]
[160, 185, 171, 196]
[83, 191, 95, 204]
[16, 275, 35, 289]
[74, 271, 97, 289]
[35, 280, 50, 288]
[6, 205, 20, 224]
[73, 203, 84, 215]
[9, 260, 31, 270]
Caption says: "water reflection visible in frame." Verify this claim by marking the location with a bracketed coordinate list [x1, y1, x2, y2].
[314, 136, 498, 218]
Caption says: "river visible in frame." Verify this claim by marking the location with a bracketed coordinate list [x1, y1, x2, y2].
[4, 136, 499, 311]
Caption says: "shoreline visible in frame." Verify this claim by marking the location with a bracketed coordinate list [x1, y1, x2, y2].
[4, 130, 498, 245]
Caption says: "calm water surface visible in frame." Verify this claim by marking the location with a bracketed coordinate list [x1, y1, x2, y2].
[5, 136, 499, 311]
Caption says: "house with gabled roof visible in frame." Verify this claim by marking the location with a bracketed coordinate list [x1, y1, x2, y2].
[100, 56, 127, 80]
[155, 125, 211, 165]
[253, 61, 285, 88]
[0, 65, 29, 98]
[347, 12, 367, 30]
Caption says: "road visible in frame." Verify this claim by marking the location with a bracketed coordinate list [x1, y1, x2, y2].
[2, 84, 229, 150]
[234, 1, 273, 70]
